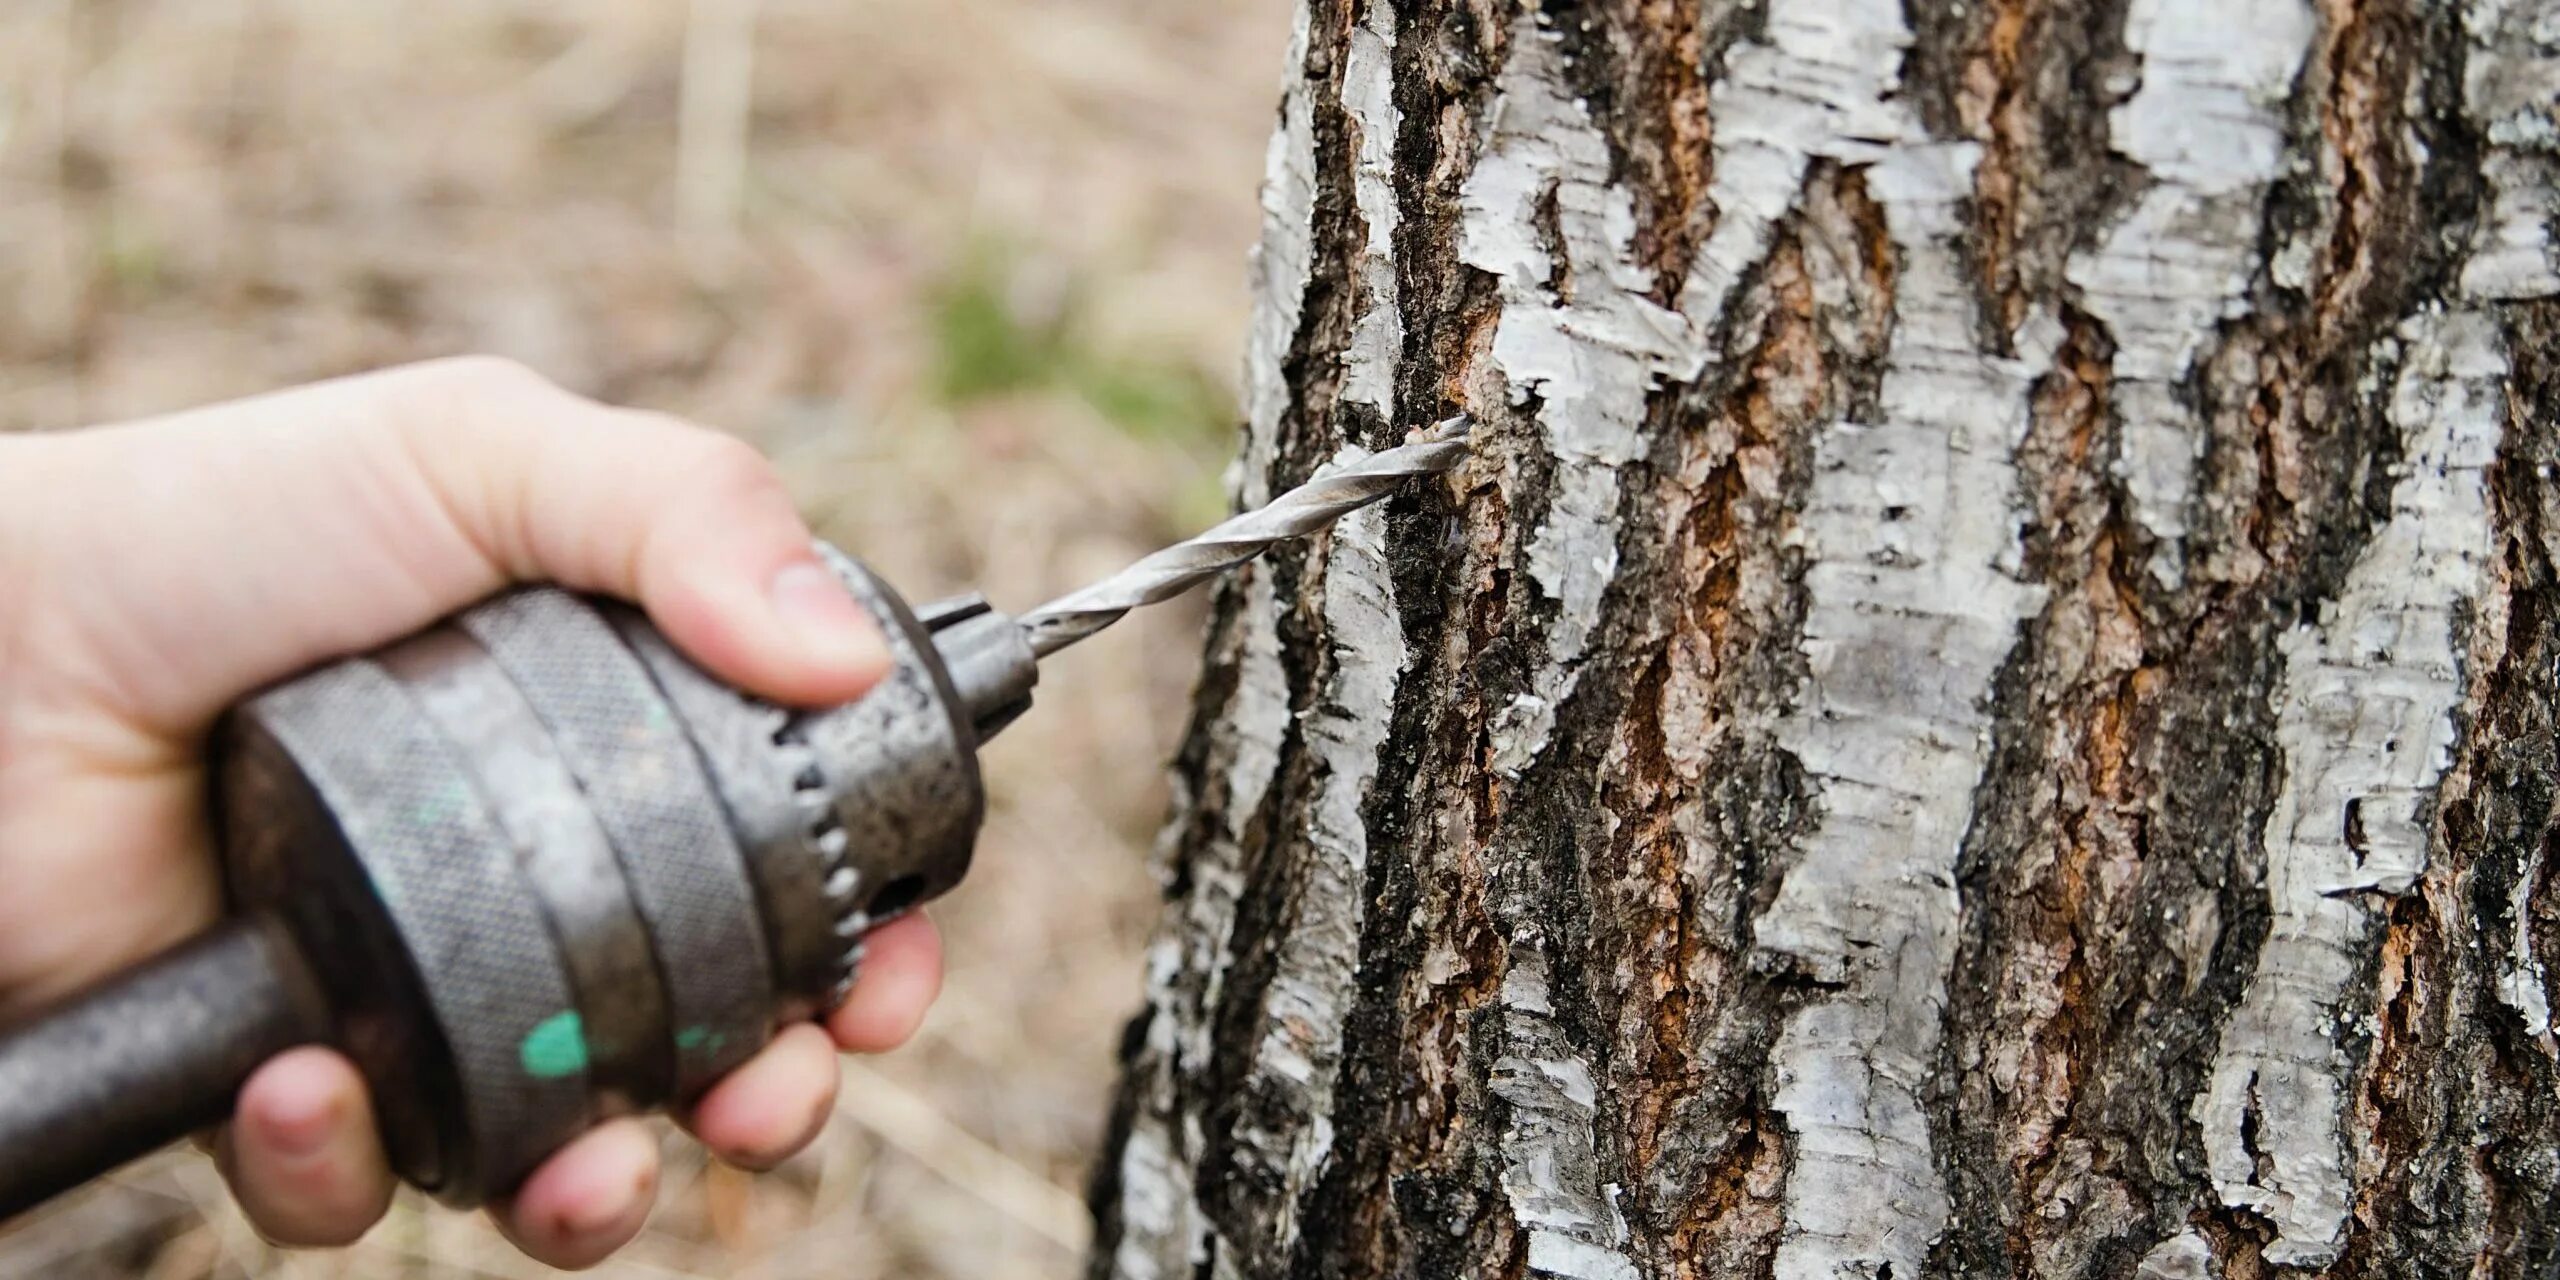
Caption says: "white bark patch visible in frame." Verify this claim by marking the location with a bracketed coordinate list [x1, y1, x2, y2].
[2064, 0, 2317, 586]
[1675, 0, 1911, 333]
[1340, 0, 1402, 419]
[1109, 20, 1318, 1244]
[1111, 572, 1291, 1280]
[1758, 138, 2052, 1280]
[1120, 5, 1441, 1265]
[1118, 30, 1311, 1239]
[2195, 309, 2508, 1268]
[1233, 0, 1318, 508]
[1182, 572, 1293, 1083]
[1224, 571, 1294, 831]
[2135, 1230, 2215, 1280]
[2501, 829, 2554, 1042]
[2474, 0, 2560, 1068]
[1493, 949, 1640, 1280]
[1233, 454, 1408, 1232]
[1692, 0, 2050, 1274]
[1460, 15, 1693, 777]
[2458, 0, 2560, 300]
[1107, 1119, 1199, 1280]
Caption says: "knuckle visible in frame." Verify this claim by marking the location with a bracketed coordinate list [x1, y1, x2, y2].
[675, 429, 789, 504]
[385, 356, 581, 457]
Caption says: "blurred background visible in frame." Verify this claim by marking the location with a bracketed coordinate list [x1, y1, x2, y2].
[0, 0, 1286, 1274]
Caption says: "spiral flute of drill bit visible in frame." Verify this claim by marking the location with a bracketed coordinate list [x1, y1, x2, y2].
[1019, 417, 1471, 658]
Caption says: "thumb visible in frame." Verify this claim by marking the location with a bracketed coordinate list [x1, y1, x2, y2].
[46, 356, 889, 734]
[384, 358, 892, 708]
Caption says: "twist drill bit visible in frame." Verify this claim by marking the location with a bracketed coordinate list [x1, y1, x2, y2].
[1019, 415, 1472, 658]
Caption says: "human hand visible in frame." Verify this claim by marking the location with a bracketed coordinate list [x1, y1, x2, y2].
[0, 358, 945, 1267]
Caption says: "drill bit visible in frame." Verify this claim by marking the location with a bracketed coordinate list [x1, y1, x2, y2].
[1019, 416, 1472, 658]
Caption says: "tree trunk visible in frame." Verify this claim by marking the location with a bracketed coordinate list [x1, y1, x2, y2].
[1086, 0, 2560, 1273]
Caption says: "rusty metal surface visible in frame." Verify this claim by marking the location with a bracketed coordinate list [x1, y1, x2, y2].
[610, 606, 852, 1017]
[378, 625, 672, 1115]
[801, 548, 990, 944]
[0, 923, 324, 1220]
[240, 659, 596, 1198]
[461, 590, 777, 1096]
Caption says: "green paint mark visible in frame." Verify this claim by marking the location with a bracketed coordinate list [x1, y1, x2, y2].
[675, 1025, 726, 1056]
[519, 1011, 589, 1079]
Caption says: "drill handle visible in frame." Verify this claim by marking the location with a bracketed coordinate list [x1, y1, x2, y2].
[0, 919, 326, 1219]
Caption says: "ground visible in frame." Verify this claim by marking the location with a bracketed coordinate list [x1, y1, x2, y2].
[0, 0, 1284, 1275]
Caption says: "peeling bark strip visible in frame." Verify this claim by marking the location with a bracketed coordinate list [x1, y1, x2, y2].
[1230, 463, 1408, 1229]
[1092, 0, 2560, 1273]
[2135, 1230, 2214, 1280]
[2185, 0, 2549, 1262]
[2459, 0, 2560, 302]
[1463, 15, 1689, 777]
[1462, 25, 1682, 1279]
[1102, 9, 1313, 1269]
[2471, 0, 2560, 1063]
[1236, 0, 1318, 508]
[2065, 0, 2315, 586]
[2195, 309, 2508, 1267]
[1495, 951, 1640, 1280]
[1750, 49, 2048, 1280]
[1108, 571, 1289, 1280]
[1341, 0, 1403, 419]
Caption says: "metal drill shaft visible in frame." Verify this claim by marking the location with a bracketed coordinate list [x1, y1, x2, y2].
[1019, 416, 1471, 658]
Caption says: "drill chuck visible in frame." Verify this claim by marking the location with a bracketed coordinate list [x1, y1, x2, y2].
[0, 550, 1036, 1214]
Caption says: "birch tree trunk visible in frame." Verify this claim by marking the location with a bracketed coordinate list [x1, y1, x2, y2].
[1088, 0, 2560, 1274]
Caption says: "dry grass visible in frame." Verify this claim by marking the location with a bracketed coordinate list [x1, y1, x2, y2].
[0, 0, 1287, 1275]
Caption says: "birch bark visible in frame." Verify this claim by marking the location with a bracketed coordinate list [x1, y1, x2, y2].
[1090, 0, 2560, 1274]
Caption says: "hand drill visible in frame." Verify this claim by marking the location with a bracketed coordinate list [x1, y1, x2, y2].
[0, 422, 1465, 1219]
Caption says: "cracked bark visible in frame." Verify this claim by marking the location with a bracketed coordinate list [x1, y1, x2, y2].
[1088, 0, 2560, 1275]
